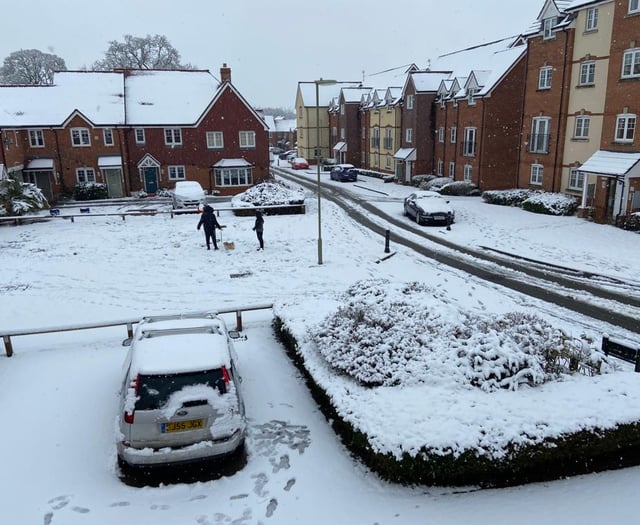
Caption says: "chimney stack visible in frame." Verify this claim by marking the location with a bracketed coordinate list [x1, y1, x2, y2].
[220, 63, 231, 83]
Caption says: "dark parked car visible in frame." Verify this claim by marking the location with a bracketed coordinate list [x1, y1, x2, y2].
[404, 191, 455, 225]
[330, 164, 358, 182]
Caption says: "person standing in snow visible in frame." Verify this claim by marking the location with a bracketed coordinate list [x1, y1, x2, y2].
[253, 210, 264, 251]
[197, 205, 221, 250]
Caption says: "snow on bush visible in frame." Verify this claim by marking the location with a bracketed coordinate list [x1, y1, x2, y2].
[73, 182, 108, 201]
[0, 178, 49, 216]
[231, 180, 305, 208]
[521, 192, 578, 216]
[439, 181, 481, 196]
[482, 189, 535, 206]
[308, 279, 603, 390]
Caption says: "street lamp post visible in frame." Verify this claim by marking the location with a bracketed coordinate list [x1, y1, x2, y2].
[314, 78, 337, 265]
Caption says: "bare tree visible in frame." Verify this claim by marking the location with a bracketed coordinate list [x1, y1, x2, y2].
[0, 49, 67, 85]
[92, 34, 195, 70]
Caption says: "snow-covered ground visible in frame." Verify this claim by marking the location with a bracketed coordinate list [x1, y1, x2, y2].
[1, 174, 639, 524]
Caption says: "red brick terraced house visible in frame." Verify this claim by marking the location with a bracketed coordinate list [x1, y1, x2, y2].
[329, 86, 371, 166]
[0, 64, 269, 202]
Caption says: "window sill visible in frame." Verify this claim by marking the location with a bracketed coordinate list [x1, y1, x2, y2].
[619, 76, 640, 82]
[583, 29, 598, 35]
[537, 87, 552, 92]
[571, 137, 590, 142]
[575, 83, 595, 88]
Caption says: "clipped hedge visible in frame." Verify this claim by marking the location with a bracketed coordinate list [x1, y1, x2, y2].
[273, 316, 640, 487]
[521, 193, 578, 216]
[482, 189, 535, 206]
[73, 182, 108, 201]
[439, 181, 481, 196]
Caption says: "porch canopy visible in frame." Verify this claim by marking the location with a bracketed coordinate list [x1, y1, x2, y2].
[333, 141, 347, 152]
[393, 148, 416, 161]
[98, 155, 122, 168]
[578, 150, 640, 177]
[213, 158, 252, 168]
[24, 158, 54, 171]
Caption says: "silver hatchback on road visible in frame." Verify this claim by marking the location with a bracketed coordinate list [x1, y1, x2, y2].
[116, 312, 246, 469]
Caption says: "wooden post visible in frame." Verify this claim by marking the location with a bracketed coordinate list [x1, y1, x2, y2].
[3, 335, 13, 358]
[235, 311, 243, 332]
[126, 323, 134, 339]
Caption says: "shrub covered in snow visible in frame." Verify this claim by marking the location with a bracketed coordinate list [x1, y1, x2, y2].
[482, 189, 535, 206]
[521, 192, 578, 216]
[0, 178, 49, 216]
[73, 182, 108, 201]
[420, 177, 453, 191]
[231, 180, 305, 208]
[439, 181, 481, 196]
[308, 279, 603, 390]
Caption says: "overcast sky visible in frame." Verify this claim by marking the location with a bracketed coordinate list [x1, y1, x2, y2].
[2, 0, 542, 110]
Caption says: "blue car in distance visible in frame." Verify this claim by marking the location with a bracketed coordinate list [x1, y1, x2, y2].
[330, 164, 358, 182]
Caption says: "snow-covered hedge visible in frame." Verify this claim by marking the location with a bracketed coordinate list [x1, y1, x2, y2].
[73, 182, 108, 201]
[308, 279, 603, 390]
[482, 189, 578, 216]
[482, 189, 535, 206]
[231, 180, 305, 208]
[439, 181, 481, 196]
[0, 178, 49, 216]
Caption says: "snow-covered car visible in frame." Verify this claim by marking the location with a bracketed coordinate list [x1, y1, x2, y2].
[404, 190, 455, 225]
[171, 181, 206, 210]
[291, 157, 310, 170]
[279, 149, 297, 160]
[116, 312, 246, 469]
[330, 164, 358, 182]
[322, 158, 338, 171]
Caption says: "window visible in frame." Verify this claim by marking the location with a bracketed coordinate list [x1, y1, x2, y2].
[340, 104, 345, 115]
[214, 167, 253, 186]
[437, 159, 443, 175]
[615, 114, 636, 142]
[384, 128, 393, 150]
[70, 127, 90, 146]
[450, 127, 457, 144]
[622, 48, 640, 79]
[340, 128, 345, 140]
[371, 127, 380, 148]
[29, 129, 44, 147]
[164, 128, 182, 146]
[406, 128, 413, 143]
[385, 155, 392, 169]
[168, 165, 186, 180]
[568, 168, 585, 190]
[468, 88, 477, 106]
[530, 164, 544, 185]
[530, 117, 551, 153]
[135, 128, 145, 144]
[574, 116, 590, 139]
[406, 94, 414, 109]
[463, 127, 476, 156]
[239, 131, 256, 148]
[76, 167, 96, 183]
[440, 97, 445, 109]
[543, 17, 556, 39]
[538, 67, 553, 89]
[448, 162, 456, 178]
[586, 7, 598, 31]
[630, 0, 640, 14]
[438, 127, 445, 143]
[206, 131, 224, 149]
[463, 164, 472, 182]
[579, 61, 596, 85]
[103, 128, 114, 146]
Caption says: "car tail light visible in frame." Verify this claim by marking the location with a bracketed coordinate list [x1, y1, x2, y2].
[124, 411, 135, 424]
[123, 374, 139, 424]
[221, 366, 230, 385]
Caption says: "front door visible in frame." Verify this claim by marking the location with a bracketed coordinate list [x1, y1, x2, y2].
[25, 171, 53, 202]
[143, 167, 159, 194]
[104, 168, 124, 198]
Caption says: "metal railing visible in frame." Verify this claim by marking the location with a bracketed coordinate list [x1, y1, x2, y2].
[0, 303, 273, 357]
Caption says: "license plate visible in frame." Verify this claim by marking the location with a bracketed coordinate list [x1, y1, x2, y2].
[434, 215, 445, 221]
[161, 419, 205, 433]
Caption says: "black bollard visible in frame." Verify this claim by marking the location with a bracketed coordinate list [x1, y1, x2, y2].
[384, 229, 390, 253]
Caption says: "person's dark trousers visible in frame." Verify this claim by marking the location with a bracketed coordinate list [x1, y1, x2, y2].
[257, 231, 264, 249]
[205, 230, 218, 250]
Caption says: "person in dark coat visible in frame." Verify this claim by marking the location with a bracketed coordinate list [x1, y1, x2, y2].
[197, 205, 221, 250]
[252, 210, 264, 251]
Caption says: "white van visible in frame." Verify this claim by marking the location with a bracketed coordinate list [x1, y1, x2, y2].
[116, 312, 246, 469]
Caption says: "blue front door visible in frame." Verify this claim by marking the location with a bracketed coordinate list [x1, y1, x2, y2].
[143, 167, 158, 194]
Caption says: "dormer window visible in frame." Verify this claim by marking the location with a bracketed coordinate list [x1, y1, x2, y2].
[543, 17, 556, 40]
[468, 88, 477, 106]
[406, 94, 414, 109]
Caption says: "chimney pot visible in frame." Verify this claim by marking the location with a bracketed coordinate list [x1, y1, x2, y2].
[220, 63, 231, 83]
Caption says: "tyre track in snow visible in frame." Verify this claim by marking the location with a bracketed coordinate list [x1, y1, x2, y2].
[274, 168, 640, 335]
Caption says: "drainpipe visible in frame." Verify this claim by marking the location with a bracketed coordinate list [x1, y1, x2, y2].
[479, 98, 486, 192]
[54, 128, 64, 196]
[516, 46, 529, 190]
[552, 29, 570, 193]
[0, 129, 7, 166]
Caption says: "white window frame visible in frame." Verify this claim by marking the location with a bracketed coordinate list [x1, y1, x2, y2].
[406, 128, 413, 143]
[438, 127, 445, 143]
[468, 88, 477, 106]
[385, 154, 392, 170]
[538, 67, 553, 89]
[437, 159, 443, 176]
[340, 127, 345, 140]
[29, 129, 44, 148]
[406, 94, 414, 110]
[450, 126, 457, 144]
[168, 165, 186, 180]
[579, 61, 596, 85]
[340, 104, 345, 115]
[568, 168, 585, 191]
[463, 127, 476, 156]
[448, 162, 456, 178]
[214, 167, 253, 186]
[622, 48, 640, 79]
[463, 164, 472, 182]
[76, 167, 96, 183]
[135, 128, 145, 144]
[164, 128, 182, 146]
[586, 7, 598, 31]
[239, 131, 256, 148]
[206, 131, 224, 149]
[615, 114, 636, 143]
[103, 128, 114, 146]
[70, 127, 90, 147]
[531, 117, 551, 153]
[629, 0, 639, 14]
[530, 164, 544, 185]
[543, 17, 555, 40]
[574, 116, 590, 139]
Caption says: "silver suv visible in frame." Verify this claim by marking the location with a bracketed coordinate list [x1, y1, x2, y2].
[116, 312, 246, 469]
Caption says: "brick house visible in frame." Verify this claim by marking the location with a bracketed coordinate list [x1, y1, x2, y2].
[0, 64, 269, 202]
[330, 87, 370, 166]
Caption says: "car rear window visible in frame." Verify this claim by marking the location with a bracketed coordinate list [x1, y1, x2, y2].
[135, 369, 226, 410]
